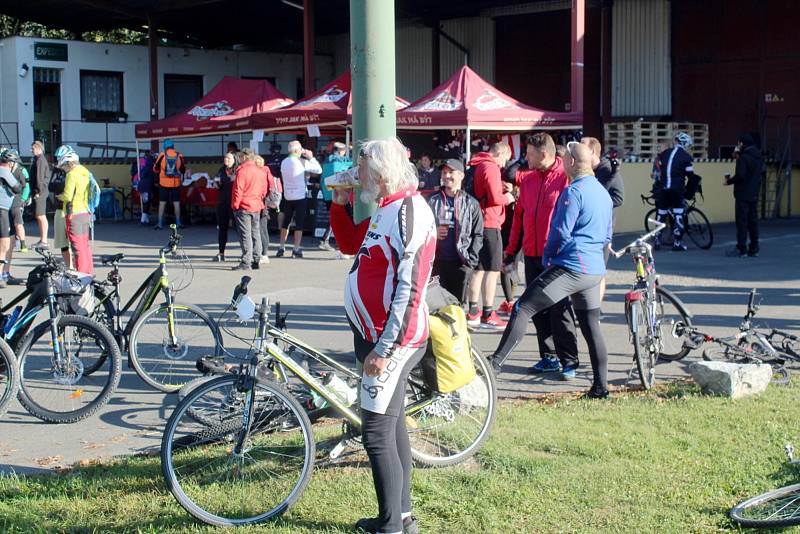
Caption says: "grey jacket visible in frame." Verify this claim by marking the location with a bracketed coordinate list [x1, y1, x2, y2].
[428, 190, 484, 268]
[0, 167, 19, 210]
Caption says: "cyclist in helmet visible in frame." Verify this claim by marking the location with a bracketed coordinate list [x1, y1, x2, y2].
[654, 132, 695, 251]
[54, 145, 94, 274]
[0, 148, 28, 285]
[0, 149, 22, 288]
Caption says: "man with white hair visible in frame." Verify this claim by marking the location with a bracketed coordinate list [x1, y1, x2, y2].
[330, 137, 435, 534]
[277, 140, 321, 258]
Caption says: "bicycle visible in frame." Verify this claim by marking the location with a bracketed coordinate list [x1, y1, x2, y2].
[90, 224, 222, 393]
[730, 443, 800, 527]
[612, 219, 693, 389]
[161, 276, 498, 527]
[737, 288, 800, 367]
[0, 249, 122, 423]
[0, 338, 18, 419]
[674, 322, 790, 385]
[641, 193, 713, 250]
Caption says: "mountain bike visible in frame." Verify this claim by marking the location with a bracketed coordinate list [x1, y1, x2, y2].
[0, 338, 18, 419]
[161, 276, 498, 527]
[612, 219, 693, 389]
[641, 193, 713, 250]
[0, 249, 121, 423]
[730, 443, 800, 527]
[90, 224, 222, 393]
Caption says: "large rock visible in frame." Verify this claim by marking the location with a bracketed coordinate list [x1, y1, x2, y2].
[689, 361, 773, 399]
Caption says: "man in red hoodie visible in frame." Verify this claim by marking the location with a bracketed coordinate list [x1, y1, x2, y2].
[466, 142, 515, 330]
[504, 133, 579, 378]
[231, 148, 268, 271]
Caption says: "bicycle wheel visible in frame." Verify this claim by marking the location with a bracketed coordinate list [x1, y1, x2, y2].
[654, 286, 693, 361]
[161, 374, 315, 527]
[685, 207, 713, 249]
[0, 339, 19, 419]
[630, 300, 656, 390]
[129, 303, 222, 393]
[730, 483, 800, 528]
[16, 315, 121, 424]
[406, 347, 497, 467]
[643, 208, 658, 234]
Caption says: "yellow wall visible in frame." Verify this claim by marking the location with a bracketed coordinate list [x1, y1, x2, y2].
[612, 162, 800, 234]
[85, 160, 800, 234]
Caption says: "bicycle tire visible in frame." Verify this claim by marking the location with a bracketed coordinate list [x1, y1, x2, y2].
[161, 374, 315, 527]
[685, 207, 713, 250]
[0, 338, 19, 419]
[407, 347, 497, 467]
[16, 315, 122, 424]
[730, 483, 800, 528]
[654, 286, 693, 361]
[630, 300, 656, 389]
[129, 302, 222, 393]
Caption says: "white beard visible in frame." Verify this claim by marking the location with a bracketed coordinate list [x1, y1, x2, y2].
[360, 179, 380, 204]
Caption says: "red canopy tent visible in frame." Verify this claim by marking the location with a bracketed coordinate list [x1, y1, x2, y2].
[396, 65, 581, 163]
[135, 76, 293, 140]
[249, 71, 409, 132]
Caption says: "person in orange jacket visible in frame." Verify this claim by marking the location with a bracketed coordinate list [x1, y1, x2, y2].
[231, 148, 268, 270]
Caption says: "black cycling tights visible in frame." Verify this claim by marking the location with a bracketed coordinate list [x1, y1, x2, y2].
[500, 271, 515, 302]
[362, 408, 413, 533]
[574, 308, 608, 392]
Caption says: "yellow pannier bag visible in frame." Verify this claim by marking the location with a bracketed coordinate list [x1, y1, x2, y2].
[424, 304, 476, 393]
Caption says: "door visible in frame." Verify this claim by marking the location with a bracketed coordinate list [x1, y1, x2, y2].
[33, 68, 62, 153]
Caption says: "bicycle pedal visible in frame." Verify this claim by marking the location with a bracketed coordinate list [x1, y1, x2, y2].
[328, 439, 348, 460]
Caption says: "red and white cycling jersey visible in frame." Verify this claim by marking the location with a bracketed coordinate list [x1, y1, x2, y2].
[330, 188, 436, 357]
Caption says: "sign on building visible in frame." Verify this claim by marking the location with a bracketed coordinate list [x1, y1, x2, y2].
[34, 42, 68, 62]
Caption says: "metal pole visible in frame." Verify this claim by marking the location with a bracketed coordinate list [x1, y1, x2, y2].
[303, 0, 315, 97]
[570, 0, 585, 115]
[350, 0, 397, 222]
[465, 127, 471, 166]
[345, 126, 351, 159]
[147, 15, 160, 154]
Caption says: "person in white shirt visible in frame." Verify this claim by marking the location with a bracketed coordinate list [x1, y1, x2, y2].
[277, 140, 321, 258]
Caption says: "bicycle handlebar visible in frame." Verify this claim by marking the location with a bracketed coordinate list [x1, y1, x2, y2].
[641, 194, 655, 206]
[231, 275, 252, 305]
[611, 219, 666, 259]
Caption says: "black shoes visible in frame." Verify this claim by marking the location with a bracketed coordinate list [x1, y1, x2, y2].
[355, 515, 419, 534]
[584, 385, 609, 399]
[488, 356, 502, 375]
[231, 262, 251, 271]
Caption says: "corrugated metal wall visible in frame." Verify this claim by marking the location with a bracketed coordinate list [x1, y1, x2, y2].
[317, 16, 495, 103]
[611, 0, 671, 117]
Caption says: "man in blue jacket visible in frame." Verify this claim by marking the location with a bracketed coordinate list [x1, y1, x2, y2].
[489, 142, 614, 398]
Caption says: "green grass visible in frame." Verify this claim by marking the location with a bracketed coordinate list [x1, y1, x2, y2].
[2, 381, 799, 533]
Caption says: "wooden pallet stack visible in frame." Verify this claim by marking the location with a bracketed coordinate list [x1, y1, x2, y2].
[604, 121, 709, 159]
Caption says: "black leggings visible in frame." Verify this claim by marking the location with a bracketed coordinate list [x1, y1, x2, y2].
[217, 202, 232, 254]
[574, 308, 608, 391]
[354, 331, 423, 533]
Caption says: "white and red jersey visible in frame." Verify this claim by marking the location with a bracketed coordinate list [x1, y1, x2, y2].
[330, 188, 436, 357]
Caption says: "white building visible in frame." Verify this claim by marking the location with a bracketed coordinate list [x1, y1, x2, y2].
[0, 36, 334, 158]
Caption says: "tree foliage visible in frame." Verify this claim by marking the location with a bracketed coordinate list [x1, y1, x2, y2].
[0, 15, 145, 44]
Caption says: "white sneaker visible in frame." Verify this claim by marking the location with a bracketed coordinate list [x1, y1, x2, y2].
[335, 251, 353, 260]
[259, 255, 270, 265]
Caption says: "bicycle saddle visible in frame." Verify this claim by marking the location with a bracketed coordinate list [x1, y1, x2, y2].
[101, 253, 125, 265]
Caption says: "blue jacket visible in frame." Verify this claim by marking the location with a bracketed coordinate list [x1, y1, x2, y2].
[542, 175, 612, 275]
[0, 167, 19, 211]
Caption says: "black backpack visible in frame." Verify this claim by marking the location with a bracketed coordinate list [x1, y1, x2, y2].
[462, 167, 476, 198]
[48, 168, 66, 196]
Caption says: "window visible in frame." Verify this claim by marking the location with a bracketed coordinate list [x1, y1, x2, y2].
[164, 74, 204, 118]
[80, 70, 124, 121]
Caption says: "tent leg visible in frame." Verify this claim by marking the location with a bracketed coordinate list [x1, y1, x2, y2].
[465, 127, 471, 166]
[134, 138, 141, 224]
[345, 127, 351, 159]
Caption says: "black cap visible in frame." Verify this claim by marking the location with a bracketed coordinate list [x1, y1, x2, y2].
[442, 158, 464, 173]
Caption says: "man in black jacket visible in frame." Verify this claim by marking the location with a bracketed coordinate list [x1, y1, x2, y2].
[428, 159, 484, 303]
[29, 140, 51, 248]
[725, 134, 764, 257]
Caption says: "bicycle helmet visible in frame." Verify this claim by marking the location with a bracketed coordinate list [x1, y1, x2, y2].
[674, 132, 693, 149]
[0, 148, 21, 165]
[55, 144, 79, 168]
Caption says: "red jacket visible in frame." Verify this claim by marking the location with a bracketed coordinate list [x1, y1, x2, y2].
[505, 156, 569, 258]
[468, 152, 511, 229]
[231, 160, 268, 212]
